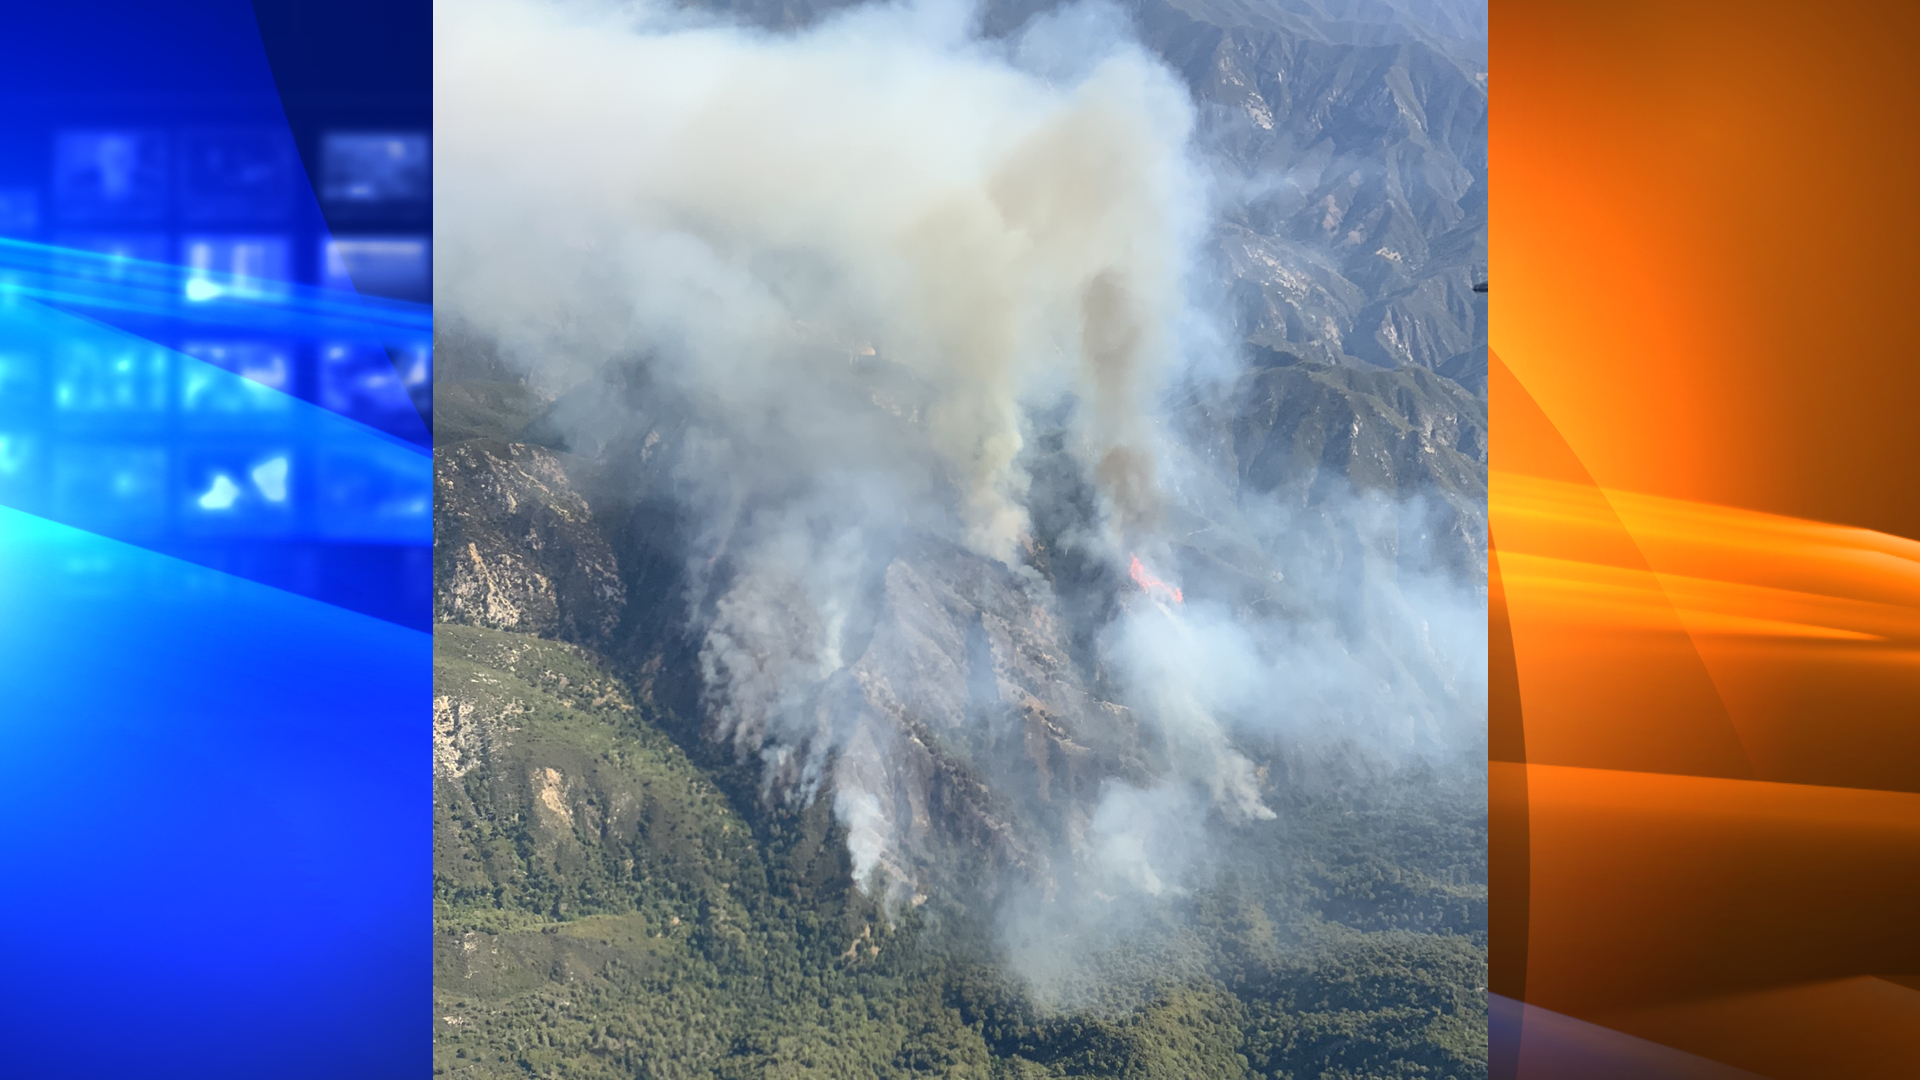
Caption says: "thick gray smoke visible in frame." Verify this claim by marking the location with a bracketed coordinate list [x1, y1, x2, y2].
[436, 0, 1484, 995]
[438, 0, 1195, 552]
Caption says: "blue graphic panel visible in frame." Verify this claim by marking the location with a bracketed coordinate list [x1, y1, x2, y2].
[0, 506, 427, 1079]
[0, 0, 435, 629]
[0, 2, 431, 1075]
[0, 270, 432, 624]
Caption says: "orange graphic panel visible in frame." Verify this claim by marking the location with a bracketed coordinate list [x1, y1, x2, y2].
[1490, 2, 1920, 1075]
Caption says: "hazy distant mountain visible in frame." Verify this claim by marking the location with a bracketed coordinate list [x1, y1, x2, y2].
[696, 0, 1489, 386]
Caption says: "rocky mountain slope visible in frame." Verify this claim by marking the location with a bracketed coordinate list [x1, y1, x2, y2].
[431, 0, 1487, 1075]
[1071, 0, 1486, 382]
[430, 338, 1487, 1078]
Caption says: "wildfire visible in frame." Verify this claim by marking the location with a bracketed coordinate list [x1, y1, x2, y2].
[1128, 554, 1184, 605]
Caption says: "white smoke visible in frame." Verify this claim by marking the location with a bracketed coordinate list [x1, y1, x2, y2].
[435, 0, 1483, 973]
[437, 0, 1200, 553]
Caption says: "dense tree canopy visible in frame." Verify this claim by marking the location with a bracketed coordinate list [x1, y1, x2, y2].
[433, 624, 1486, 1079]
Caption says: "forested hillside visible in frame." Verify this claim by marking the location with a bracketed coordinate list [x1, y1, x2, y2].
[432, 620, 1486, 1079]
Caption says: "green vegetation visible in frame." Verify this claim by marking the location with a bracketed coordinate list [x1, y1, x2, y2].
[435, 379, 551, 446]
[432, 624, 1486, 1079]
[431, 320, 552, 445]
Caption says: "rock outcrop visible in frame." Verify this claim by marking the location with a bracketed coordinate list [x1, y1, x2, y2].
[433, 441, 626, 643]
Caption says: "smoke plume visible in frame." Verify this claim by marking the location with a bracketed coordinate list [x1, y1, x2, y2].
[436, 0, 1484, 993]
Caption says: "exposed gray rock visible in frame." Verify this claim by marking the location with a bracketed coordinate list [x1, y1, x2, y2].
[816, 539, 1144, 895]
[434, 441, 626, 643]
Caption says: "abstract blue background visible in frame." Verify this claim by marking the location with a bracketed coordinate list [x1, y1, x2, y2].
[0, 2, 430, 1075]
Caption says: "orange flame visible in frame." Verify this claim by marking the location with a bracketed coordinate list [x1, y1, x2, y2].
[1129, 554, 1183, 604]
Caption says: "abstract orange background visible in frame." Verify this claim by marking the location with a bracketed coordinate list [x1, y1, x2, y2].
[1490, 1, 1920, 1075]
